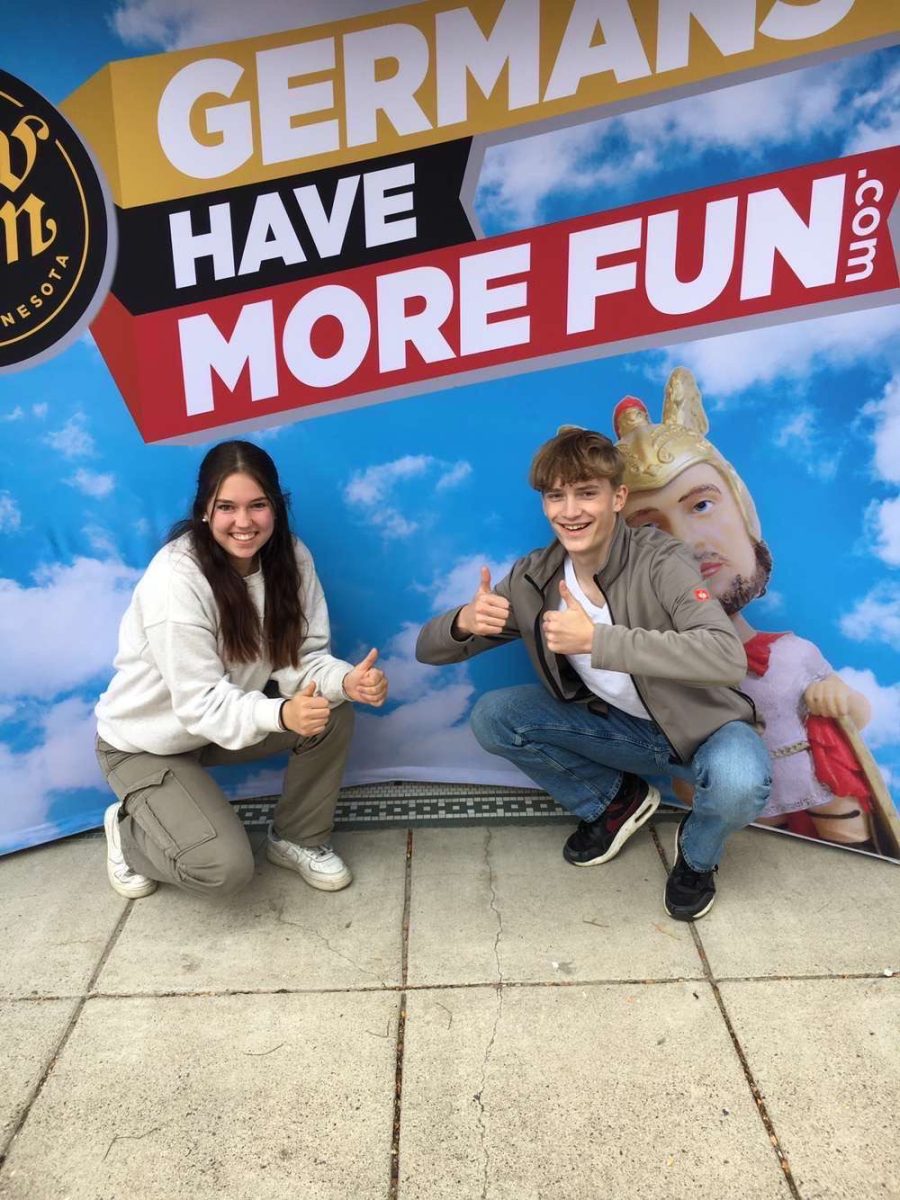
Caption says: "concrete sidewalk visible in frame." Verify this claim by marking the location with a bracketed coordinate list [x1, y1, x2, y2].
[0, 813, 897, 1199]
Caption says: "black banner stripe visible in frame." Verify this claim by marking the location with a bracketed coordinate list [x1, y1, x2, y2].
[111, 139, 476, 316]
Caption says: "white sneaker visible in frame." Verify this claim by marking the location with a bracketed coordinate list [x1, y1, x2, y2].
[266, 832, 352, 891]
[103, 803, 157, 899]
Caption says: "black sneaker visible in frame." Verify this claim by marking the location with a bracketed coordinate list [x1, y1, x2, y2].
[664, 816, 717, 921]
[563, 774, 660, 866]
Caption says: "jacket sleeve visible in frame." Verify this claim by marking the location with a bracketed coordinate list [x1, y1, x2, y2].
[271, 541, 354, 705]
[416, 565, 522, 665]
[592, 542, 747, 686]
[145, 580, 284, 751]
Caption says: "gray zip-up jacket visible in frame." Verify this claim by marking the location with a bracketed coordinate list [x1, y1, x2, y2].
[416, 517, 756, 764]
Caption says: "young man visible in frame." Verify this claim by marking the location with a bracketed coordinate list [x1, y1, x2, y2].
[416, 427, 771, 920]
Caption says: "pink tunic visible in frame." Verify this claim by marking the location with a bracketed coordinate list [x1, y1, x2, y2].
[740, 633, 834, 818]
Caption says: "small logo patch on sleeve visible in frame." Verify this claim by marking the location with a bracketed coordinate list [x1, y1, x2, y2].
[694, 587, 710, 601]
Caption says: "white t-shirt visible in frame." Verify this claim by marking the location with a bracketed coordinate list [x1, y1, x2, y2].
[561, 557, 651, 720]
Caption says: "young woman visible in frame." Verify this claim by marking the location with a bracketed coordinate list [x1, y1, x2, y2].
[95, 440, 387, 900]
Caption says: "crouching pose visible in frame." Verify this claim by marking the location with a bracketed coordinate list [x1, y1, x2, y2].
[416, 428, 771, 920]
[95, 441, 388, 900]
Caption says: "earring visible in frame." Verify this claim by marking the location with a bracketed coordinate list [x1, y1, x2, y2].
[202, 516, 209, 523]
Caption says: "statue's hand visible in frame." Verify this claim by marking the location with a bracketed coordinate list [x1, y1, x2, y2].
[804, 674, 870, 729]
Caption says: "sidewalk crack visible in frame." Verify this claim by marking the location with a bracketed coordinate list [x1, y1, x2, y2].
[273, 906, 386, 985]
[486, 828, 503, 983]
[103, 1123, 167, 1161]
[474, 985, 503, 1200]
[473, 828, 505, 1199]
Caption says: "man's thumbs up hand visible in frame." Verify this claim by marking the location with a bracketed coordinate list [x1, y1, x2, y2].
[454, 566, 512, 638]
[343, 648, 389, 707]
[541, 580, 594, 655]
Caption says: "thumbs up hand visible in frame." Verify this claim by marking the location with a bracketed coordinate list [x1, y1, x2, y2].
[541, 580, 595, 655]
[454, 566, 512, 638]
[281, 681, 331, 737]
[343, 648, 389, 707]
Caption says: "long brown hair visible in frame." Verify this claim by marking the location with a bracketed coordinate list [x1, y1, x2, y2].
[168, 441, 306, 668]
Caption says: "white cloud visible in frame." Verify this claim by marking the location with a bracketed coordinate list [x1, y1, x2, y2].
[655, 305, 900, 401]
[775, 410, 814, 446]
[865, 497, 900, 568]
[66, 469, 115, 498]
[347, 681, 504, 782]
[479, 124, 606, 228]
[252, 425, 284, 442]
[0, 697, 105, 852]
[0, 557, 141, 699]
[344, 454, 472, 540]
[843, 61, 900, 156]
[1, 406, 24, 422]
[753, 588, 784, 614]
[110, 0, 426, 49]
[840, 584, 900, 651]
[344, 624, 529, 786]
[773, 408, 839, 481]
[835, 667, 900, 750]
[857, 373, 900, 565]
[436, 462, 473, 491]
[367, 622, 455, 704]
[45, 413, 95, 458]
[861, 372, 900, 487]
[32, 403, 48, 420]
[479, 58, 853, 227]
[0, 492, 22, 533]
[83, 525, 119, 556]
[345, 455, 432, 507]
[425, 553, 516, 612]
[373, 511, 419, 538]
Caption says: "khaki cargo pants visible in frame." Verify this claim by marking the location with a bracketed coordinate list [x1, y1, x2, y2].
[96, 702, 354, 897]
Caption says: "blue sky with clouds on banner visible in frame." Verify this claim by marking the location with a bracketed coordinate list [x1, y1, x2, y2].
[1, 0, 899, 852]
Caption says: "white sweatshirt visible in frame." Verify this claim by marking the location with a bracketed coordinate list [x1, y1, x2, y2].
[95, 534, 353, 755]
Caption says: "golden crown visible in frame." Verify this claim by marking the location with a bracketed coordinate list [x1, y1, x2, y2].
[612, 367, 761, 540]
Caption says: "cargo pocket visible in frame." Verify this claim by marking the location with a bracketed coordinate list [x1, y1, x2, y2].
[124, 769, 217, 860]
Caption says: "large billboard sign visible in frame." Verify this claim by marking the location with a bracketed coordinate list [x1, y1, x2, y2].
[62, 0, 900, 440]
[1, 0, 898, 865]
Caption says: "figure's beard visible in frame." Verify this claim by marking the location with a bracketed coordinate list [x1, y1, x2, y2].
[712, 539, 773, 616]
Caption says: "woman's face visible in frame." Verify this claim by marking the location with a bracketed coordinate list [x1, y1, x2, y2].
[206, 471, 275, 575]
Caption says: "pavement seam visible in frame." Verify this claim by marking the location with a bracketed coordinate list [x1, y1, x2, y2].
[78, 977, 705, 1000]
[24, 967, 894, 1006]
[0, 899, 135, 1172]
[389, 828, 414, 1200]
[5, 969, 891, 1005]
[473, 827, 504, 1200]
[650, 825, 803, 1200]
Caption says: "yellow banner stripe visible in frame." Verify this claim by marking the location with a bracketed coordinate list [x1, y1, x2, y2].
[62, 0, 899, 209]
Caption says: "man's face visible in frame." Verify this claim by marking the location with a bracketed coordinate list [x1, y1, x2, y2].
[622, 462, 766, 614]
[542, 476, 627, 564]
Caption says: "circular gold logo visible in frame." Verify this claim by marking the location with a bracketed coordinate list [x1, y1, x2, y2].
[0, 71, 115, 372]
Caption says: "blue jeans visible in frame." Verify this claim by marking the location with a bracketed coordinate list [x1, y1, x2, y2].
[470, 685, 771, 872]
